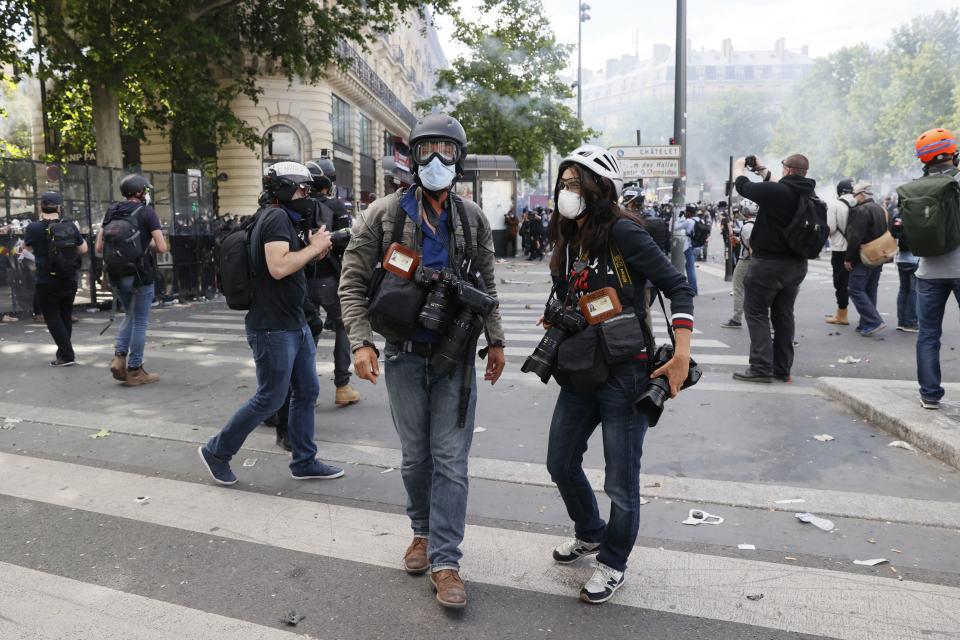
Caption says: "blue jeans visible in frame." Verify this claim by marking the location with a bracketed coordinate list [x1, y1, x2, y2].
[916, 278, 960, 402]
[684, 247, 698, 294]
[114, 276, 155, 368]
[848, 263, 883, 331]
[547, 370, 651, 572]
[896, 263, 919, 327]
[207, 326, 320, 469]
[384, 347, 477, 572]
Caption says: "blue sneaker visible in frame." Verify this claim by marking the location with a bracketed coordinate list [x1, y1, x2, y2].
[198, 445, 237, 486]
[291, 459, 345, 480]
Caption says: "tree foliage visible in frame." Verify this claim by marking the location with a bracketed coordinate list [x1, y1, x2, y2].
[0, 0, 456, 167]
[417, 0, 593, 182]
[771, 9, 960, 183]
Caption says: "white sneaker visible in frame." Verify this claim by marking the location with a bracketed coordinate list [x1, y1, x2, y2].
[579, 562, 624, 604]
[552, 538, 600, 564]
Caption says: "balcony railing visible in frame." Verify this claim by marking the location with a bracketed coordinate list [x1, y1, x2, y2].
[336, 40, 417, 129]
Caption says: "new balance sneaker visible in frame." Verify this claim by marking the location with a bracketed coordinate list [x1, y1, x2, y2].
[579, 562, 625, 604]
[920, 398, 940, 410]
[552, 538, 601, 564]
[290, 459, 345, 480]
[197, 445, 237, 486]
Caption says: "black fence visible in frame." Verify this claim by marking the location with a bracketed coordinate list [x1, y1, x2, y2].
[0, 159, 218, 316]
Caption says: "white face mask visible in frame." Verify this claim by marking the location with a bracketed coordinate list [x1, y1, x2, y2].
[557, 190, 586, 219]
[418, 157, 456, 191]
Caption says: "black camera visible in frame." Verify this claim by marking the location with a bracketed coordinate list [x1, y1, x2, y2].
[744, 155, 757, 170]
[521, 299, 588, 383]
[330, 228, 352, 251]
[429, 273, 499, 378]
[632, 344, 702, 426]
[416, 266, 460, 333]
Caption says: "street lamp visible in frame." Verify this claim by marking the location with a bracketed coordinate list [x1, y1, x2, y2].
[577, 2, 590, 121]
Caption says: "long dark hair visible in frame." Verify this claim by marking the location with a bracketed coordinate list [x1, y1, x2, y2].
[548, 163, 642, 275]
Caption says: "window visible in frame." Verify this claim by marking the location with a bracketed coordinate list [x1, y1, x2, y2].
[705, 66, 718, 80]
[332, 94, 352, 148]
[724, 66, 735, 80]
[359, 114, 373, 157]
[743, 66, 755, 80]
[261, 124, 301, 172]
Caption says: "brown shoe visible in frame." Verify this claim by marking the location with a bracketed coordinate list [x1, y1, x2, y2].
[430, 569, 466, 609]
[110, 354, 127, 381]
[335, 384, 362, 406]
[403, 536, 429, 575]
[124, 366, 160, 387]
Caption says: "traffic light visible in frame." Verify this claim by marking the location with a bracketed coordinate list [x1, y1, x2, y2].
[669, 137, 676, 145]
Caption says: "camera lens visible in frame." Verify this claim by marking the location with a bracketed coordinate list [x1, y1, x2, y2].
[431, 309, 475, 378]
[419, 284, 451, 333]
[521, 327, 566, 384]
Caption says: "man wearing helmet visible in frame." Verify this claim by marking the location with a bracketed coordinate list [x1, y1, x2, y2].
[95, 174, 168, 386]
[339, 113, 505, 609]
[905, 128, 960, 410]
[199, 162, 343, 484]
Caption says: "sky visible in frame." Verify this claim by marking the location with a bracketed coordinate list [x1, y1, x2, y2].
[436, 0, 960, 73]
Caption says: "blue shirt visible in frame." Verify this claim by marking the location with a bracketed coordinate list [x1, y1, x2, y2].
[402, 188, 452, 344]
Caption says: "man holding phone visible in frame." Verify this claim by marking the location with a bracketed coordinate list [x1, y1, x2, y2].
[199, 162, 343, 485]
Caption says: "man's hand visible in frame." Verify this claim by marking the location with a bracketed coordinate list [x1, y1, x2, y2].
[484, 346, 505, 385]
[733, 157, 748, 178]
[844, 261, 853, 272]
[353, 346, 380, 385]
[309, 225, 333, 258]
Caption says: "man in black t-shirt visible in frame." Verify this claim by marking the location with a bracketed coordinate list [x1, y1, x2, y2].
[24, 192, 88, 366]
[200, 162, 344, 486]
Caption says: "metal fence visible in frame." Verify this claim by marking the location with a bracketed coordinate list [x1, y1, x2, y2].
[0, 159, 218, 316]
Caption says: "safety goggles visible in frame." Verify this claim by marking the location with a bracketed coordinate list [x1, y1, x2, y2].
[413, 139, 460, 166]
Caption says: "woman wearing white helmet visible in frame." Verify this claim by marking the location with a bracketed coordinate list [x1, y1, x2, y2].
[538, 144, 696, 604]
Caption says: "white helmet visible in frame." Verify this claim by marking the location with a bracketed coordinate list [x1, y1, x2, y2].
[559, 144, 624, 197]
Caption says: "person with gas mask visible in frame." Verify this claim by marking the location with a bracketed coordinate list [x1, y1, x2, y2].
[338, 113, 505, 609]
[530, 145, 695, 605]
[199, 162, 344, 485]
[303, 160, 362, 407]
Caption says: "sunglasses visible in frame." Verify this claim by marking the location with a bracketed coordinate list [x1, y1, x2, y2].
[413, 139, 460, 166]
[558, 178, 582, 191]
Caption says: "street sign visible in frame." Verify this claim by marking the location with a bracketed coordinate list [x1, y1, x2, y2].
[611, 145, 681, 160]
[620, 159, 680, 179]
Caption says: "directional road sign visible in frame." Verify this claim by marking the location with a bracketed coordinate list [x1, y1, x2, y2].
[610, 145, 682, 160]
[620, 159, 681, 179]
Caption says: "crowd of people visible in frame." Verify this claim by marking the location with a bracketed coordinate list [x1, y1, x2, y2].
[7, 114, 958, 610]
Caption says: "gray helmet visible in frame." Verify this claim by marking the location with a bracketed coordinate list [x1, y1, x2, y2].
[262, 161, 312, 203]
[837, 179, 854, 196]
[409, 113, 467, 174]
[120, 174, 152, 198]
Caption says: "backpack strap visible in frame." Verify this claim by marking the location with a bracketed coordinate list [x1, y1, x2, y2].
[390, 195, 407, 246]
[451, 193, 474, 262]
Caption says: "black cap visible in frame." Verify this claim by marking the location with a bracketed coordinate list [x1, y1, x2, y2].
[837, 179, 854, 196]
[40, 192, 62, 208]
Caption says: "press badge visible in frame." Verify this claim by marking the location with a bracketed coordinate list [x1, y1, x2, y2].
[578, 287, 623, 325]
[383, 243, 420, 280]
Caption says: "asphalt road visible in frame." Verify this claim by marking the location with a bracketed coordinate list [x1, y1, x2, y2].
[1, 235, 958, 640]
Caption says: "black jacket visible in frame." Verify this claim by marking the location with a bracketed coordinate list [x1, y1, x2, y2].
[845, 199, 887, 264]
[735, 174, 817, 259]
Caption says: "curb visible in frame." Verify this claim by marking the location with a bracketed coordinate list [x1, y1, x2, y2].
[817, 377, 960, 471]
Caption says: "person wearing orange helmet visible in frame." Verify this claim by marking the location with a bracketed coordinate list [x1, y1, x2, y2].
[908, 128, 959, 410]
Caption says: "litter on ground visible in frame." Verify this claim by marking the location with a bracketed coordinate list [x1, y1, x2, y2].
[738, 544, 756, 550]
[812, 434, 835, 442]
[837, 356, 862, 364]
[682, 509, 724, 526]
[853, 558, 888, 566]
[888, 440, 916, 452]
[796, 512, 835, 532]
[774, 498, 805, 504]
[89, 429, 111, 439]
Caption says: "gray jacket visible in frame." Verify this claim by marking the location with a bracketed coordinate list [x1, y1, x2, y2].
[338, 187, 505, 348]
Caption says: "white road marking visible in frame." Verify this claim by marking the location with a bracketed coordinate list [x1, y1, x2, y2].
[0, 407, 953, 528]
[0, 561, 304, 640]
[0, 453, 957, 640]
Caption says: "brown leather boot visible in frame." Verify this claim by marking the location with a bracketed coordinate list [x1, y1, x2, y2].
[403, 536, 429, 575]
[824, 309, 849, 325]
[125, 366, 160, 387]
[335, 384, 362, 406]
[430, 569, 466, 609]
[110, 354, 127, 381]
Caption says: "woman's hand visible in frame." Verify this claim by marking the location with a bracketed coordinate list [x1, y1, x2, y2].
[536, 315, 553, 330]
[651, 354, 690, 398]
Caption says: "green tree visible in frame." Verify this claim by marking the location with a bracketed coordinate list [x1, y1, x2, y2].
[0, 0, 456, 168]
[417, 0, 593, 182]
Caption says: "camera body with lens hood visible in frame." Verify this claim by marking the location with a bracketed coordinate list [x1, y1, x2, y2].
[632, 343, 702, 426]
[520, 299, 588, 383]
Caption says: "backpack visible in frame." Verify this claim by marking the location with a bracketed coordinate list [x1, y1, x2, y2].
[895, 170, 960, 257]
[784, 194, 829, 259]
[641, 216, 671, 255]
[691, 220, 711, 247]
[218, 208, 268, 311]
[44, 220, 81, 278]
[102, 206, 145, 276]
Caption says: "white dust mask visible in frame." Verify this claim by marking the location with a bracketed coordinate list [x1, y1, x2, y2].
[557, 190, 586, 219]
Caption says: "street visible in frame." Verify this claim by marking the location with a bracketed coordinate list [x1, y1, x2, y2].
[1, 236, 959, 640]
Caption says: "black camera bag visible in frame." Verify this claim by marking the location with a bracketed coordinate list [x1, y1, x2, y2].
[599, 306, 648, 365]
[367, 211, 426, 341]
[553, 324, 610, 392]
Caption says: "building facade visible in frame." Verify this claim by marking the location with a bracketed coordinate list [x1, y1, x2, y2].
[137, 12, 447, 215]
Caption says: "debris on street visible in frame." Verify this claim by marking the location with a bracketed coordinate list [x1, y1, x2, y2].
[280, 610, 306, 626]
[837, 355, 862, 364]
[853, 558, 889, 566]
[774, 498, 805, 504]
[682, 509, 724, 526]
[135, 496, 150, 505]
[746, 594, 764, 601]
[738, 544, 756, 550]
[812, 434, 835, 442]
[89, 429, 111, 439]
[796, 512, 835, 532]
[888, 441, 916, 452]
[242, 458, 257, 467]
